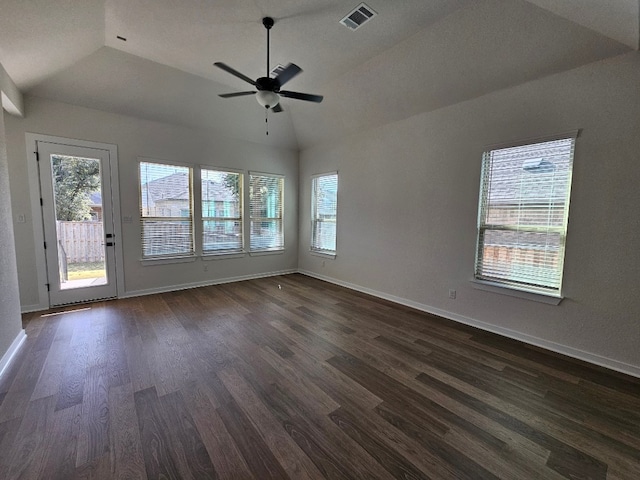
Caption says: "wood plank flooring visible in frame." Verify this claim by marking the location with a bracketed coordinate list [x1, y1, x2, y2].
[1, 273, 639, 479]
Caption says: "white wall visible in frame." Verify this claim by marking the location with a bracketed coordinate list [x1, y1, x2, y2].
[6, 96, 298, 309]
[299, 52, 640, 375]
[0, 83, 24, 366]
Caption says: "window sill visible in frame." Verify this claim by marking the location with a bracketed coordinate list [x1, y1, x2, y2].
[470, 279, 563, 305]
[202, 252, 246, 261]
[249, 249, 285, 257]
[141, 255, 197, 266]
[310, 250, 336, 259]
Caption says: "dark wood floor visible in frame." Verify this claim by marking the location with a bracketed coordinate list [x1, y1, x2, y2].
[0, 274, 639, 479]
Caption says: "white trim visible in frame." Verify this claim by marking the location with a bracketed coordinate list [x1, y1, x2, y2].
[121, 268, 296, 299]
[470, 279, 563, 305]
[484, 129, 581, 151]
[25, 134, 49, 310]
[309, 250, 336, 259]
[202, 252, 246, 261]
[140, 255, 197, 266]
[249, 249, 285, 257]
[200, 165, 245, 175]
[311, 170, 338, 179]
[249, 170, 285, 178]
[0, 330, 27, 380]
[298, 270, 640, 379]
[138, 156, 193, 169]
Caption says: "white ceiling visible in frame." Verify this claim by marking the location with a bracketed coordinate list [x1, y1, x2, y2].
[0, 0, 637, 149]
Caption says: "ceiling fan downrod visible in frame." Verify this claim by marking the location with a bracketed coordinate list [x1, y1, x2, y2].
[263, 17, 274, 77]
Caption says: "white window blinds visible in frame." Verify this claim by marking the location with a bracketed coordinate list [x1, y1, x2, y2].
[139, 161, 194, 258]
[475, 137, 575, 295]
[202, 169, 243, 254]
[311, 173, 338, 254]
[249, 173, 284, 251]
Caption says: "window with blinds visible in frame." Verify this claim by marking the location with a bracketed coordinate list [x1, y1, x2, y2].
[311, 173, 338, 254]
[202, 169, 243, 254]
[475, 137, 575, 296]
[139, 161, 194, 258]
[249, 173, 284, 251]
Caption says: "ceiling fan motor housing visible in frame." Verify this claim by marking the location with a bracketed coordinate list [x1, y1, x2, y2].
[256, 77, 279, 92]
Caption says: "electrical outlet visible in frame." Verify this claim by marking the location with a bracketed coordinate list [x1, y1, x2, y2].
[322, 261, 326, 267]
[203, 264, 209, 272]
[16, 214, 26, 223]
[448, 289, 456, 299]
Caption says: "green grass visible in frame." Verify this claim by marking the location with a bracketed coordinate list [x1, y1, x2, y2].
[67, 262, 106, 280]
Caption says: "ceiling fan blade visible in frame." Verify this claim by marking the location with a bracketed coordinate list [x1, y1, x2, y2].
[219, 91, 256, 98]
[279, 90, 323, 103]
[214, 62, 257, 86]
[274, 63, 302, 87]
[272, 103, 284, 113]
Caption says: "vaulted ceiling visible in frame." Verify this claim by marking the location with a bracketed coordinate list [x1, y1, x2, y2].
[0, 0, 637, 149]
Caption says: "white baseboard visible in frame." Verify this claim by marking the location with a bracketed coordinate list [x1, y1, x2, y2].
[121, 269, 298, 299]
[0, 329, 27, 380]
[298, 270, 640, 379]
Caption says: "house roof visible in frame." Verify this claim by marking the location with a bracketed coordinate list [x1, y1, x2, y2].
[142, 173, 236, 204]
[1, 1, 637, 149]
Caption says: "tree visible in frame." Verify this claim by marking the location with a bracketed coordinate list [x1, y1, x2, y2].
[52, 156, 101, 221]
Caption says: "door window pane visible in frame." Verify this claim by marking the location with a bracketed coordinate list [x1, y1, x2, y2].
[50, 155, 107, 290]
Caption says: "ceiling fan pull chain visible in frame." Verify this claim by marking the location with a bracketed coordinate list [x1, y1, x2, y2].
[265, 108, 269, 136]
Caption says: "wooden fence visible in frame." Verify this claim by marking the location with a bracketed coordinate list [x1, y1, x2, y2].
[56, 221, 104, 263]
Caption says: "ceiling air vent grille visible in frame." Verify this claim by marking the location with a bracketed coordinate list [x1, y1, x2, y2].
[340, 3, 377, 31]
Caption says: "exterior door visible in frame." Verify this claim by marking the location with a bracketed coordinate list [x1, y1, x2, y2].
[37, 141, 118, 306]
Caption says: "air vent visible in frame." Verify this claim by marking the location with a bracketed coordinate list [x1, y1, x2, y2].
[340, 3, 377, 31]
[270, 64, 286, 78]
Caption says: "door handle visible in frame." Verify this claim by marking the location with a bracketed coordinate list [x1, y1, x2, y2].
[106, 242, 114, 247]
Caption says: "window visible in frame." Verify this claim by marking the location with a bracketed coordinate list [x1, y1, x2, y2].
[249, 173, 284, 251]
[475, 137, 576, 296]
[202, 169, 243, 254]
[139, 161, 194, 258]
[311, 172, 338, 255]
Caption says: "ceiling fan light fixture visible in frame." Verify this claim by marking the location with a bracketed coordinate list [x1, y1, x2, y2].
[256, 90, 280, 109]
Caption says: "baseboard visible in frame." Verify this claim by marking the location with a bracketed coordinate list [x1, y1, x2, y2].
[0, 329, 27, 380]
[121, 269, 298, 299]
[298, 270, 640, 379]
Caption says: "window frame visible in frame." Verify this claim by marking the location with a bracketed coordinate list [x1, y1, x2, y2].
[249, 171, 285, 253]
[310, 171, 338, 257]
[200, 167, 244, 256]
[139, 159, 195, 261]
[474, 133, 578, 298]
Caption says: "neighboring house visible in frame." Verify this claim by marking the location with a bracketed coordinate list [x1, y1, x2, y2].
[140, 172, 192, 217]
[141, 172, 238, 218]
[88, 191, 102, 221]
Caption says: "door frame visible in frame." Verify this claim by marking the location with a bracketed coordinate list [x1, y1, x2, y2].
[25, 133, 125, 310]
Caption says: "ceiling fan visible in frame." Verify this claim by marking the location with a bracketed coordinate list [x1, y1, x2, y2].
[214, 17, 323, 112]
